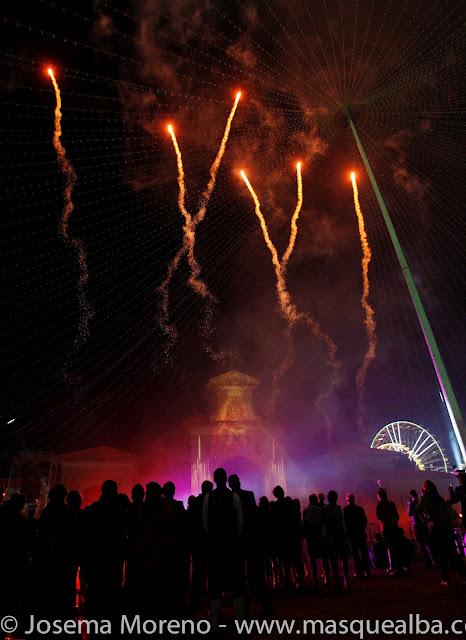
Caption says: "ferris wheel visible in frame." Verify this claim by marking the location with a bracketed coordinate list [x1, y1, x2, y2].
[370, 421, 449, 472]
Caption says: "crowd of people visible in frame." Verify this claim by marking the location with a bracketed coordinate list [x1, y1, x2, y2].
[0, 468, 465, 627]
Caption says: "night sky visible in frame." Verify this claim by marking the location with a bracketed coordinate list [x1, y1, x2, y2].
[2, 1, 465, 470]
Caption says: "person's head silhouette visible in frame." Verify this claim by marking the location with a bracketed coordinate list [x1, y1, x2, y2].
[201, 480, 213, 495]
[163, 481, 176, 499]
[67, 490, 82, 510]
[327, 490, 338, 505]
[377, 487, 388, 502]
[48, 484, 67, 505]
[213, 467, 227, 488]
[101, 480, 118, 499]
[146, 482, 162, 503]
[422, 479, 439, 497]
[273, 485, 285, 500]
[228, 474, 241, 492]
[131, 484, 144, 503]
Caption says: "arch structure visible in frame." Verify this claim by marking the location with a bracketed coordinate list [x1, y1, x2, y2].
[370, 420, 449, 472]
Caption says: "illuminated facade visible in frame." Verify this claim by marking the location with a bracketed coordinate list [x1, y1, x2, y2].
[188, 370, 286, 496]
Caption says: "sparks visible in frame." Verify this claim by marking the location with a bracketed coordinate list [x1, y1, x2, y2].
[241, 168, 340, 441]
[282, 161, 303, 270]
[191, 89, 242, 290]
[48, 67, 92, 352]
[159, 93, 242, 362]
[350, 171, 377, 433]
[166, 123, 191, 229]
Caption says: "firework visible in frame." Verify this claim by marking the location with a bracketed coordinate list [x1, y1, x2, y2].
[159, 94, 241, 361]
[350, 171, 377, 432]
[167, 124, 191, 225]
[241, 168, 340, 442]
[48, 67, 92, 350]
[189, 91, 241, 296]
[281, 162, 303, 270]
[194, 92, 241, 226]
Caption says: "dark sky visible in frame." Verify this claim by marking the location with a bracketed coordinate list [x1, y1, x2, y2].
[1, 0, 465, 468]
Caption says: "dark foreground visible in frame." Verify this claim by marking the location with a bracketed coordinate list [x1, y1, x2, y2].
[3, 564, 464, 640]
[216, 564, 466, 639]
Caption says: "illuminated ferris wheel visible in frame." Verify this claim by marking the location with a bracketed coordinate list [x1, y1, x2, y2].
[370, 421, 449, 472]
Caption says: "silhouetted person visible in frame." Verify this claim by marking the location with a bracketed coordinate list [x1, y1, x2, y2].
[0, 493, 30, 614]
[229, 474, 270, 612]
[376, 487, 401, 574]
[257, 497, 274, 587]
[163, 481, 185, 518]
[189, 480, 212, 610]
[318, 493, 327, 510]
[343, 493, 370, 577]
[271, 485, 294, 589]
[303, 494, 330, 585]
[290, 498, 305, 589]
[32, 484, 76, 615]
[66, 490, 84, 609]
[203, 468, 245, 629]
[128, 483, 145, 529]
[132, 483, 145, 502]
[449, 470, 466, 525]
[417, 479, 465, 587]
[67, 489, 82, 512]
[228, 474, 256, 537]
[326, 491, 349, 588]
[83, 480, 127, 616]
[397, 527, 415, 569]
[126, 484, 145, 607]
[407, 489, 432, 566]
[163, 480, 188, 605]
[371, 533, 389, 569]
[134, 481, 177, 613]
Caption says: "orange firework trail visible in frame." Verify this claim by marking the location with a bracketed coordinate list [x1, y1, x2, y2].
[281, 162, 303, 270]
[350, 171, 377, 431]
[166, 123, 210, 300]
[194, 91, 241, 227]
[48, 67, 92, 348]
[241, 168, 340, 442]
[159, 93, 241, 361]
[240, 170, 287, 311]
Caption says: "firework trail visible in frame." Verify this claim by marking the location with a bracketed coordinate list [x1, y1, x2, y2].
[241, 168, 340, 443]
[197, 92, 241, 221]
[350, 171, 377, 433]
[166, 124, 191, 230]
[281, 162, 303, 270]
[48, 67, 92, 351]
[159, 94, 241, 362]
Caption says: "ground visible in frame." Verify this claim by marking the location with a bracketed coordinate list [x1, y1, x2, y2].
[219, 563, 465, 638]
